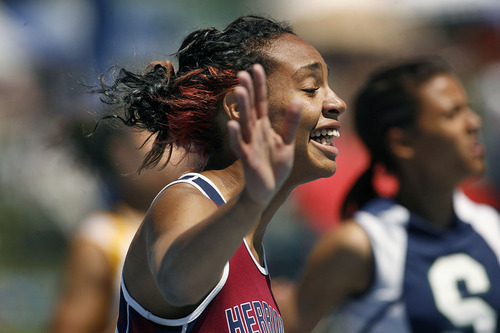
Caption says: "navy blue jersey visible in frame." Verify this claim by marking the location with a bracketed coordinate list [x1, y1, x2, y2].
[340, 191, 500, 333]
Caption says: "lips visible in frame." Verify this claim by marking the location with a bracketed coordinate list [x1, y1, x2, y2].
[310, 127, 340, 146]
[309, 126, 341, 160]
[471, 140, 485, 158]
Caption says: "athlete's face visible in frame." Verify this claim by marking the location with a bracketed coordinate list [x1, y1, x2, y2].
[264, 34, 346, 184]
[411, 73, 485, 184]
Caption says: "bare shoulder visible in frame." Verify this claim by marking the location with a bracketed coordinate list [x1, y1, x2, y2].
[122, 182, 224, 316]
[148, 182, 220, 230]
[315, 219, 372, 258]
[293, 219, 374, 331]
[305, 219, 373, 295]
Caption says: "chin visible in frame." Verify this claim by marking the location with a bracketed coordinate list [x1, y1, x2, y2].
[324, 163, 337, 178]
[290, 164, 335, 187]
[470, 167, 486, 179]
[458, 166, 486, 184]
[310, 161, 338, 182]
[470, 159, 487, 176]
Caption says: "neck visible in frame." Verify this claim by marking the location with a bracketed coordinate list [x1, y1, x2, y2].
[252, 173, 305, 264]
[396, 172, 457, 229]
[248, 173, 310, 254]
[248, 189, 291, 253]
[203, 162, 245, 200]
[203, 161, 297, 263]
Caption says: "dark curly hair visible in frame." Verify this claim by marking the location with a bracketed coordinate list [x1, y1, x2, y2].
[94, 15, 295, 171]
[341, 56, 454, 218]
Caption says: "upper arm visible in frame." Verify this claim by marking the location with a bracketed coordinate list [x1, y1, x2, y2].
[144, 183, 220, 273]
[124, 180, 265, 309]
[295, 220, 373, 330]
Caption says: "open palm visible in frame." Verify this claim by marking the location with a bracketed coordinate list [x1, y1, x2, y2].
[228, 64, 303, 205]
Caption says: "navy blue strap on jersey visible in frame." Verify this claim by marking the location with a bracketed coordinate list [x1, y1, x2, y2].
[179, 173, 226, 207]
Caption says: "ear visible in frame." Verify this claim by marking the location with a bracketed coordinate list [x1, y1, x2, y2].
[386, 127, 415, 160]
[222, 90, 239, 121]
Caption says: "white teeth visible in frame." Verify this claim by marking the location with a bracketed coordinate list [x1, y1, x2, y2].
[310, 128, 340, 138]
[310, 128, 340, 145]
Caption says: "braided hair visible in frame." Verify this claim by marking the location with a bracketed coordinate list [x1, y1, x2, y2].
[94, 15, 294, 171]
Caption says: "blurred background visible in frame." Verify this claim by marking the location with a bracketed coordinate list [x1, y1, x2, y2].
[0, 0, 499, 331]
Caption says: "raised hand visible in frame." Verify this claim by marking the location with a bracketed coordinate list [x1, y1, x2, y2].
[227, 64, 303, 205]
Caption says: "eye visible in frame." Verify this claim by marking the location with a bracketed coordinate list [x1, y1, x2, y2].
[302, 87, 319, 95]
[444, 105, 463, 119]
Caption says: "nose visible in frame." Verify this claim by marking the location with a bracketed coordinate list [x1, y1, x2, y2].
[467, 107, 482, 131]
[323, 88, 347, 118]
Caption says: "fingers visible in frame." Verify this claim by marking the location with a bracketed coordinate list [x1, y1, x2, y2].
[281, 99, 303, 145]
[234, 85, 253, 143]
[236, 64, 267, 143]
[235, 64, 300, 146]
[237, 70, 255, 113]
[227, 119, 244, 158]
[252, 64, 268, 119]
[237, 64, 268, 116]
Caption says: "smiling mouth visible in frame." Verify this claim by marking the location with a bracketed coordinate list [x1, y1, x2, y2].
[310, 128, 340, 146]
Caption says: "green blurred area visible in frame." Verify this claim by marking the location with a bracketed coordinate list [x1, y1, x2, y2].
[0, 201, 67, 332]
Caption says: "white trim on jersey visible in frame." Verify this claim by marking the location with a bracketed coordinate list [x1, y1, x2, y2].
[121, 172, 231, 329]
[243, 237, 269, 275]
[121, 262, 230, 327]
[454, 190, 500, 266]
[342, 201, 412, 333]
[151, 172, 227, 206]
[340, 190, 500, 333]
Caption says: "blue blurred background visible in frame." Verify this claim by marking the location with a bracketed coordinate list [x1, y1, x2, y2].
[0, 0, 499, 331]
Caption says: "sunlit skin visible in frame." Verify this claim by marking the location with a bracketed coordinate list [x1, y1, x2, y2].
[265, 34, 346, 186]
[120, 33, 347, 322]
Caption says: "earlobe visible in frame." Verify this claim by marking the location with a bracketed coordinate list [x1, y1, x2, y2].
[386, 127, 415, 160]
[223, 91, 239, 120]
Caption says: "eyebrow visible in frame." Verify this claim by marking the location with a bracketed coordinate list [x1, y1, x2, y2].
[292, 62, 329, 80]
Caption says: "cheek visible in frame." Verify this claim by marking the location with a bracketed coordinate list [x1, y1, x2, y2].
[429, 135, 452, 152]
[267, 91, 290, 129]
[267, 109, 286, 136]
[294, 112, 319, 152]
[269, 101, 314, 138]
[417, 134, 463, 174]
[413, 131, 448, 162]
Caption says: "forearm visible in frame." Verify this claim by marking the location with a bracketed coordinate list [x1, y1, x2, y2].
[154, 189, 266, 306]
